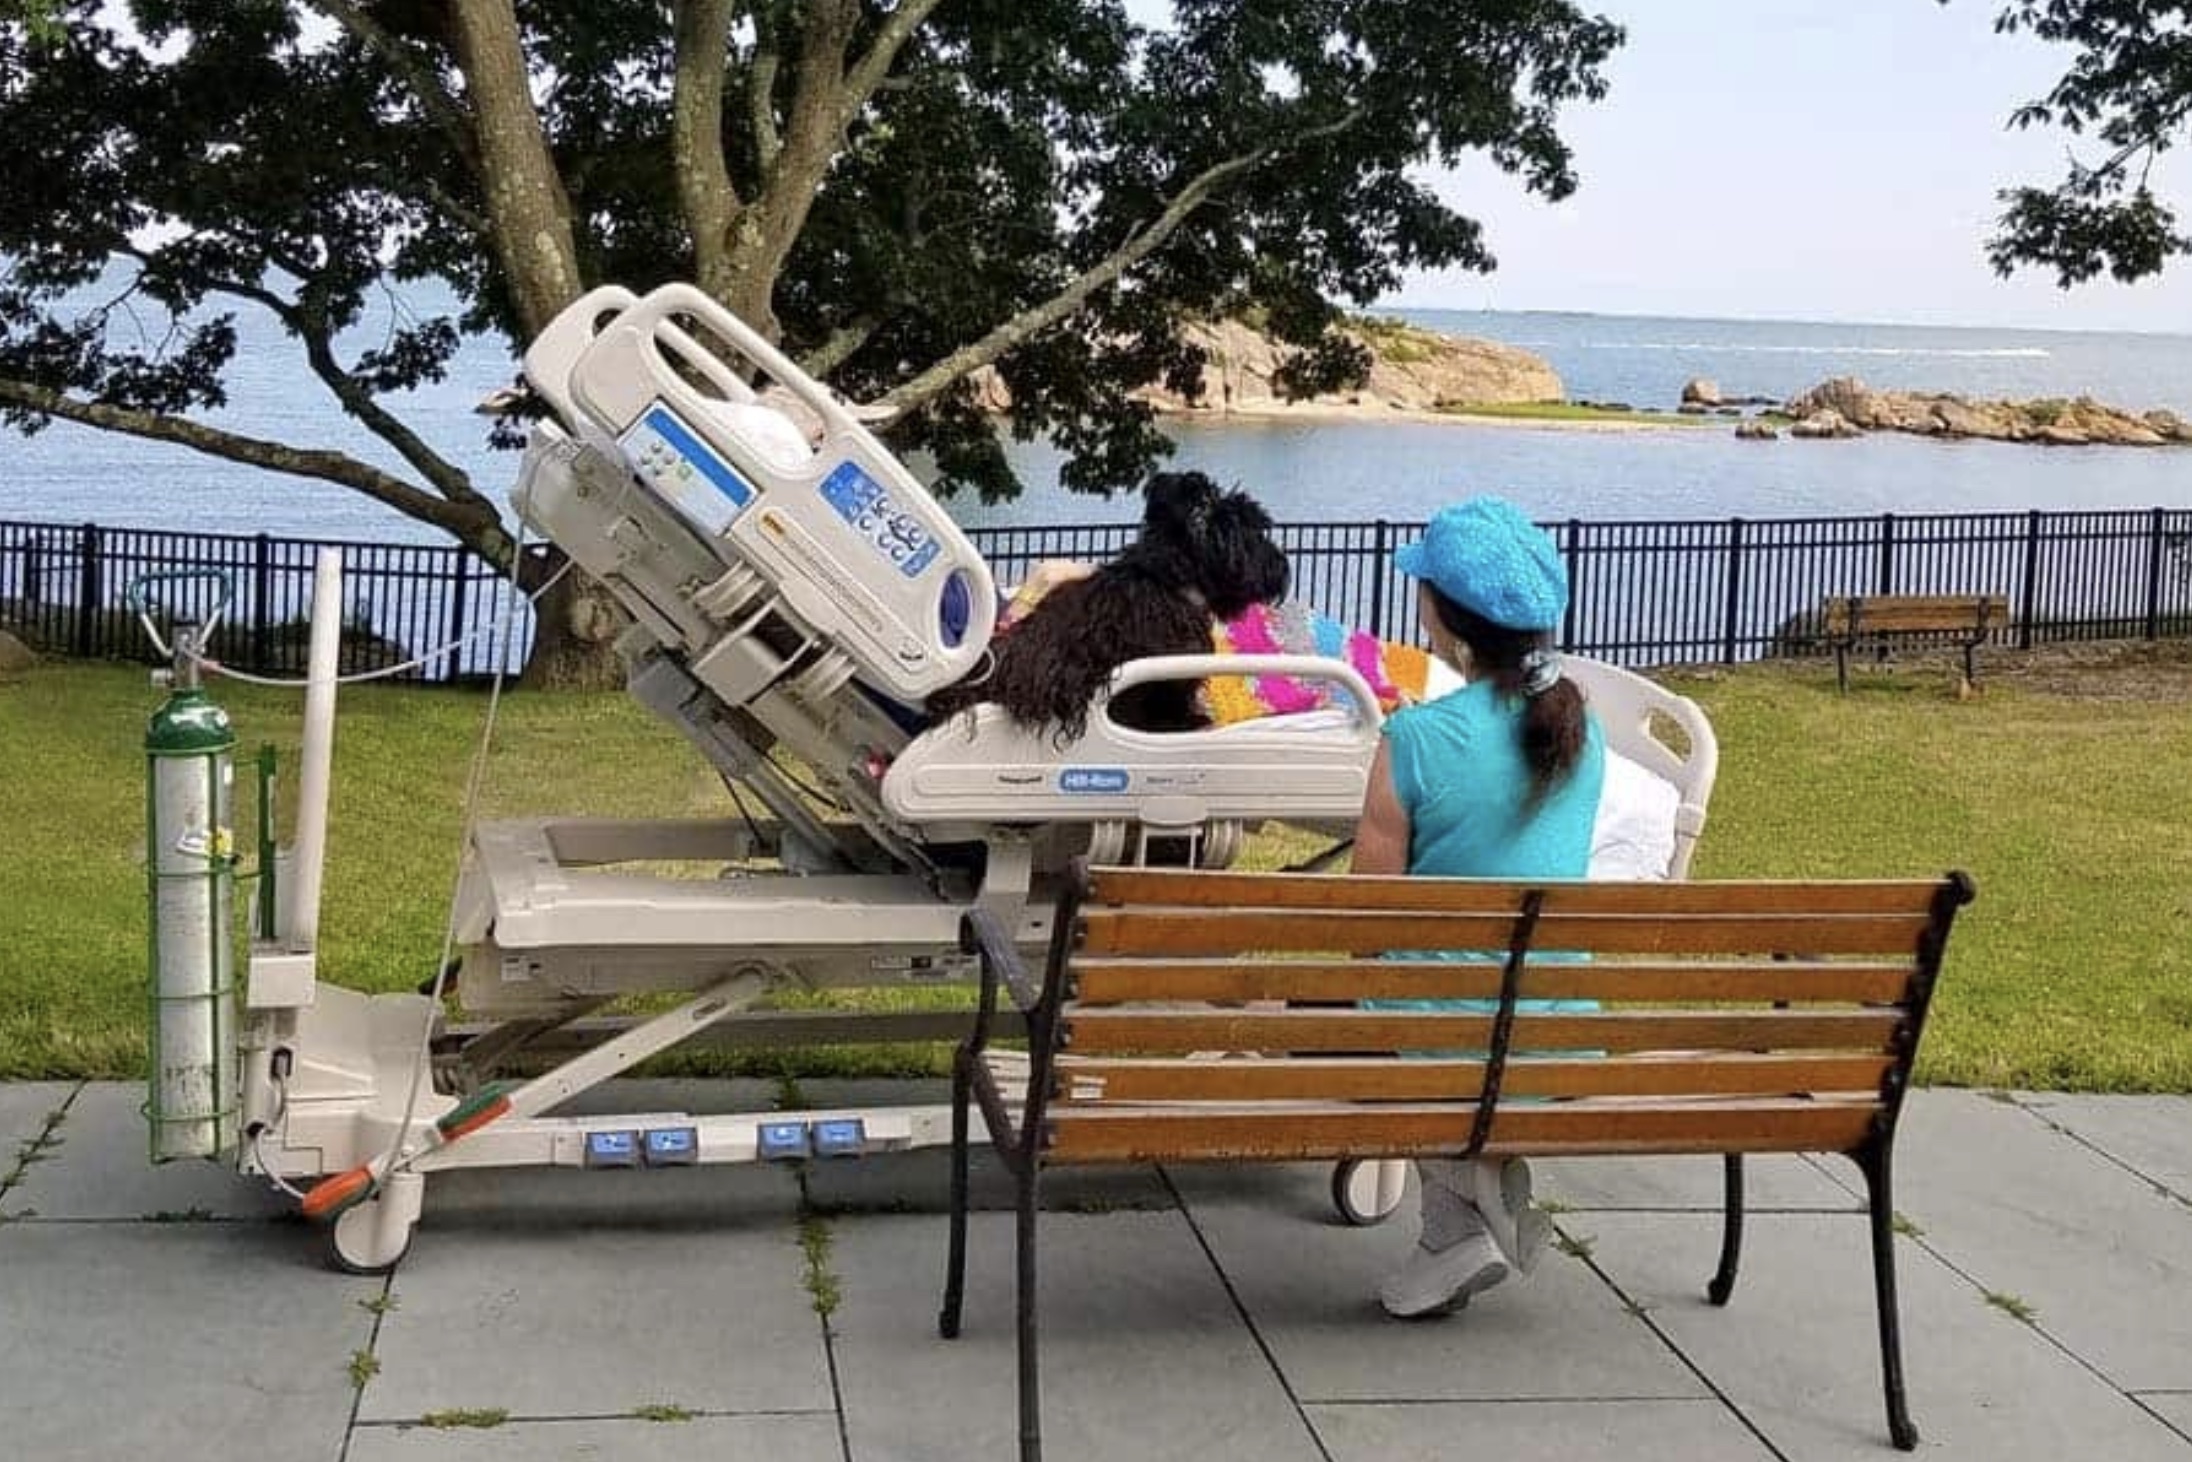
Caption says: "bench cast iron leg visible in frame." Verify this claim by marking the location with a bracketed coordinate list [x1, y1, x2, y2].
[939, 1048, 972, 1340]
[1708, 1154, 1745, 1305]
[1835, 643, 1850, 694]
[1017, 1161, 1044, 1462]
[1856, 1142, 1920, 1450]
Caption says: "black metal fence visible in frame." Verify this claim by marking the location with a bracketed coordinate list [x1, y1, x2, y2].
[5, 508, 2189, 681]
[0, 521, 518, 679]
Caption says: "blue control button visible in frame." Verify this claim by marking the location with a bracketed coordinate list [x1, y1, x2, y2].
[812, 1119, 866, 1157]
[758, 1120, 811, 1160]
[643, 1127, 699, 1166]
[584, 1130, 641, 1168]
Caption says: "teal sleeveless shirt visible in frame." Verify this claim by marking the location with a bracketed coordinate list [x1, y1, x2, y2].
[1369, 678, 1606, 1023]
[1385, 679, 1604, 878]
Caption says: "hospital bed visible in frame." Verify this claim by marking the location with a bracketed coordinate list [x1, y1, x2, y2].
[237, 283, 1713, 1272]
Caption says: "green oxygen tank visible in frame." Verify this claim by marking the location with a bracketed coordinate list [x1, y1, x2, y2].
[145, 623, 238, 1162]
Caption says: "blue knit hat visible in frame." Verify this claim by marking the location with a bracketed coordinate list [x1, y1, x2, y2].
[1394, 496, 1567, 632]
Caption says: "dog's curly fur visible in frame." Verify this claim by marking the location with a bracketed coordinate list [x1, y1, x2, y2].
[928, 471, 1290, 740]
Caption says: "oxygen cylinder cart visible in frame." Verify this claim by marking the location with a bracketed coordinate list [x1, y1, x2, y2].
[131, 571, 241, 1163]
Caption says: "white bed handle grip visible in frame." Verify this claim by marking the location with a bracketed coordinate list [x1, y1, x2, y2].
[1101, 654, 1387, 732]
[606, 282, 878, 442]
[523, 284, 639, 429]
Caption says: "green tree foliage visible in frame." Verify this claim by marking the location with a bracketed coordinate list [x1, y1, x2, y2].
[1985, 1, 2192, 284]
[0, 1, 1619, 669]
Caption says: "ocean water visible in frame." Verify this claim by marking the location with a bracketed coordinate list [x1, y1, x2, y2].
[2, 294, 2189, 541]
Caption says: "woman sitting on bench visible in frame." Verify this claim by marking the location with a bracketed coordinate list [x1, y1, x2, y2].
[1352, 495, 1607, 1320]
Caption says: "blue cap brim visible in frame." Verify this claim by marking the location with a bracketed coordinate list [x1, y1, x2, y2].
[1393, 541, 1429, 578]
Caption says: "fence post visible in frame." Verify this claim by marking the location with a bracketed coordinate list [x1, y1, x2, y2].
[2144, 505, 2166, 641]
[252, 534, 273, 669]
[1720, 517, 1746, 665]
[1562, 519, 1582, 653]
[2017, 509, 2042, 650]
[1368, 520, 1389, 639]
[75, 522, 101, 658]
[446, 548, 471, 682]
[1875, 512, 1897, 595]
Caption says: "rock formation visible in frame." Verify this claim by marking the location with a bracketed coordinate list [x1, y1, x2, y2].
[1784, 377, 2192, 447]
[969, 318, 1563, 418]
[1788, 409, 1859, 440]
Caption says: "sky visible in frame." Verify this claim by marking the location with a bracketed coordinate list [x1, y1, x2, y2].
[1369, 1, 2192, 332]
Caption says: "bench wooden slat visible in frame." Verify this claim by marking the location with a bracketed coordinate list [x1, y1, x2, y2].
[1042, 1099, 1880, 1164]
[1085, 868, 1945, 917]
[1076, 907, 1933, 958]
[1069, 957, 1916, 1005]
[1823, 594, 2009, 637]
[1063, 1008, 1903, 1055]
[1055, 1052, 1897, 1103]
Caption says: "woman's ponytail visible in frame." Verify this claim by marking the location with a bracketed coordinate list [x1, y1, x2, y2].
[1426, 589, 1587, 807]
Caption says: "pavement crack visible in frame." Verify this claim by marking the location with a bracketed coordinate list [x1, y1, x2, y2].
[1, 1081, 84, 1211]
[795, 1169, 854, 1462]
[1157, 1165, 1340, 1462]
[336, 1270, 398, 1462]
[1552, 1217, 1793, 1462]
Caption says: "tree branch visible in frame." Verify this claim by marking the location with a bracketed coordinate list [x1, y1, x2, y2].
[841, 0, 946, 124]
[879, 111, 1367, 419]
[0, 376, 510, 562]
[716, 1, 860, 329]
[673, 0, 741, 299]
[303, 0, 479, 172]
[748, 2, 785, 176]
[115, 247, 484, 513]
[798, 313, 882, 378]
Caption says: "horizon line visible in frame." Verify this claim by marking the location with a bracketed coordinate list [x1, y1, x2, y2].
[1375, 300, 2192, 341]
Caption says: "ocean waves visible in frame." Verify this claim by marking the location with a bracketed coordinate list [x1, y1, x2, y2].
[1535, 341, 2052, 359]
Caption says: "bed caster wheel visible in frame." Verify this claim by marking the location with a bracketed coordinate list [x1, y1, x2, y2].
[1332, 1158, 1408, 1227]
[321, 1171, 422, 1276]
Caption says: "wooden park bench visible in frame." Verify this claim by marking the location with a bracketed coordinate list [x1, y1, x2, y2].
[1822, 593, 2011, 693]
[939, 861, 1976, 1460]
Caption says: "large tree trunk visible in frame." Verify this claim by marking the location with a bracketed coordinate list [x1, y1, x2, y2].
[516, 549, 630, 690]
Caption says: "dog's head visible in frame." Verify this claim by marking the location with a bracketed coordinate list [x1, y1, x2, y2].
[1138, 471, 1290, 619]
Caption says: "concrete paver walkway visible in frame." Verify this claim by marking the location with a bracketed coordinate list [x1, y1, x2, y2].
[4, 1082, 2188, 1461]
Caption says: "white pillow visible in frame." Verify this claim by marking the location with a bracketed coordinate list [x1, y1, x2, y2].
[713, 400, 816, 474]
[1590, 750, 1680, 881]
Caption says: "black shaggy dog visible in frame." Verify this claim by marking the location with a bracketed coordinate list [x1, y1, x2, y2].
[929, 471, 1290, 739]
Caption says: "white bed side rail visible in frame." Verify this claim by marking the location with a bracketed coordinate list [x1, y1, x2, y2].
[881, 653, 1385, 832]
[1098, 653, 1385, 732]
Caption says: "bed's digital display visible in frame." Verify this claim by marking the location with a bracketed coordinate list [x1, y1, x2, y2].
[820, 461, 942, 578]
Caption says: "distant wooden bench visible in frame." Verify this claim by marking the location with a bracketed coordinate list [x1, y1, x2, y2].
[940, 861, 1976, 1460]
[1823, 594, 2011, 692]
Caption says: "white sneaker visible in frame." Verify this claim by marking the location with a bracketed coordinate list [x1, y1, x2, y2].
[1471, 1158, 1551, 1276]
[1378, 1230, 1510, 1319]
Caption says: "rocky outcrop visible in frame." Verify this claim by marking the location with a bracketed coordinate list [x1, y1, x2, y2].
[1784, 377, 2192, 447]
[0, 629, 34, 673]
[1733, 418, 1779, 441]
[970, 318, 1563, 418]
[1161, 318, 1562, 415]
[1788, 408, 1859, 440]
[1681, 377, 1723, 407]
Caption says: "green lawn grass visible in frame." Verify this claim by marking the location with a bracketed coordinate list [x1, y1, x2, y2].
[4, 655, 2189, 1090]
